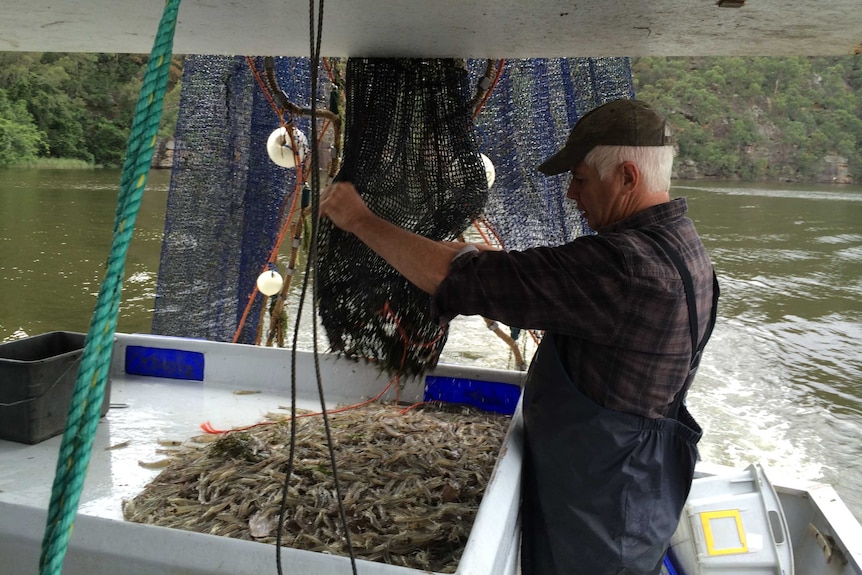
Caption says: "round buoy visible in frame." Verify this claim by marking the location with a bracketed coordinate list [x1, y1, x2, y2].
[481, 153, 496, 188]
[256, 269, 284, 296]
[266, 127, 308, 169]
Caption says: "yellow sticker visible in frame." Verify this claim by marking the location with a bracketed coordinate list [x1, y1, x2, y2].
[700, 509, 748, 556]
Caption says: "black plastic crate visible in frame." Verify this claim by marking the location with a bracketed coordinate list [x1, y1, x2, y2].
[0, 331, 110, 444]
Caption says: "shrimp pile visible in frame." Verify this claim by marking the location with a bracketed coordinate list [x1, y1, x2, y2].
[122, 403, 511, 573]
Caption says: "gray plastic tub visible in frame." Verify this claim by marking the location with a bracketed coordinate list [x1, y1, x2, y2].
[0, 331, 110, 444]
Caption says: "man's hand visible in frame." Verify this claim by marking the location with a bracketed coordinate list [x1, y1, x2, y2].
[320, 181, 373, 234]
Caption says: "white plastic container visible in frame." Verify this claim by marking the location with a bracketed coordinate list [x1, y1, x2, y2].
[670, 463, 794, 575]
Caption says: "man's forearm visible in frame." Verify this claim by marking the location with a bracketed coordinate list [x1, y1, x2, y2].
[319, 181, 488, 294]
[349, 212, 463, 294]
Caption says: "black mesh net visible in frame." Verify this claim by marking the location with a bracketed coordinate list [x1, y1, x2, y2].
[153, 56, 635, 376]
[316, 59, 489, 377]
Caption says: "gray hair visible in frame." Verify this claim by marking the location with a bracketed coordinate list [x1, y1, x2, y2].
[583, 145, 674, 194]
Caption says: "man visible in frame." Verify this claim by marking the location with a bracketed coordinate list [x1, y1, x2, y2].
[320, 98, 719, 575]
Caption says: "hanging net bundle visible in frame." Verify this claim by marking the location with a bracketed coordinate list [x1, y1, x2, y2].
[152, 55, 635, 376]
[316, 58, 489, 377]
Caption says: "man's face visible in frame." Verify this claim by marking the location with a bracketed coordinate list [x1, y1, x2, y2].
[566, 161, 623, 230]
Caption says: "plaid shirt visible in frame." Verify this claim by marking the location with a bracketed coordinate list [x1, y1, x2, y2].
[431, 198, 717, 419]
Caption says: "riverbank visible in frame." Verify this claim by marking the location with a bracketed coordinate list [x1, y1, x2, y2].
[673, 154, 856, 184]
[7, 158, 99, 169]
[6, 151, 859, 185]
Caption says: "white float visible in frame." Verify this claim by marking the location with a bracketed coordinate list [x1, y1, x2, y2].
[256, 268, 284, 296]
[266, 126, 308, 169]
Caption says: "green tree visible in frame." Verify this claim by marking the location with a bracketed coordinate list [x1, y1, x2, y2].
[633, 55, 862, 182]
[0, 87, 46, 166]
[0, 52, 184, 167]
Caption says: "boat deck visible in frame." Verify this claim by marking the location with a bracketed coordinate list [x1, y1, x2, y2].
[0, 374, 333, 522]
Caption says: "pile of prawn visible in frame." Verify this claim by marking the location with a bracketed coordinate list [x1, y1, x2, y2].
[122, 402, 510, 573]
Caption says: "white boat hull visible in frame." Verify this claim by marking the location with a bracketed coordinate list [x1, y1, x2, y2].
[1, 333, 860, 575]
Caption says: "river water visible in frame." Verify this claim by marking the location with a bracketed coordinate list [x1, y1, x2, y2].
[1, 168, 861, 521]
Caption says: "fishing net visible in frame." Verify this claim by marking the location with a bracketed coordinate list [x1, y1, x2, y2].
[152, 56, 635, 374]
[316, 59, 489, 377]
[152, 56, 319, 343]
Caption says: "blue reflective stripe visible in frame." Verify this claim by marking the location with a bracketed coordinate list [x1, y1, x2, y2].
[423, 375, 521, 415]
[125, 346, 204, 381]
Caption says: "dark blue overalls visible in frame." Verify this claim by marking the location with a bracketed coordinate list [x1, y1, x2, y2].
[520, 234, 719, 575]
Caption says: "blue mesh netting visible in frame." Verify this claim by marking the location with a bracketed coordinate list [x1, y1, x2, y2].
[152, 56, 320, 343]
[471, 58, 634, 250]
[152, 57, 634, 365]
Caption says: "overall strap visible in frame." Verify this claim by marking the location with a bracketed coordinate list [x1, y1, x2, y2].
[642, 228, 719, 419]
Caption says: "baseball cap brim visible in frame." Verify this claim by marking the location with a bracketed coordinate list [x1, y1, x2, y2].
[536, 144, 592, 176]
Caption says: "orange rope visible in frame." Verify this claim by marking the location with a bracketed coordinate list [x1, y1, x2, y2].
[472, 59, 505, 120]
[472, 217, 507, 249]
[233, 59, 337, 343]
[399, 401, 437, 414]
[379, 301, 447, 351]
[467, 59, 546, 354]
[199, 374, 400, 434]
[470, 60, 506, 249]
[232, 185, 303, 343]
[322, 57, 336, 84]
[240, 116, 336, 345]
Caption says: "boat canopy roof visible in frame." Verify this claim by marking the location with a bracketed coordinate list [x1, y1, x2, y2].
[2, 0, 860, 57]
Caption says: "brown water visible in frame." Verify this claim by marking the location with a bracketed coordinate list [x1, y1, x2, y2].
[1, 168, 861, 520]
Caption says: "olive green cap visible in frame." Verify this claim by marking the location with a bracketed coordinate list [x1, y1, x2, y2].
[537, 99, 674, 176]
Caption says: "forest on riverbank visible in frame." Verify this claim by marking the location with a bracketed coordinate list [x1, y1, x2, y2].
[1, 53, 860, 183]
[632, 57, 862, 183]
[0, 53, 183, 169]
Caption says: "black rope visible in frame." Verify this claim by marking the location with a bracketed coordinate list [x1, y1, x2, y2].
[276, 1, 359, 574]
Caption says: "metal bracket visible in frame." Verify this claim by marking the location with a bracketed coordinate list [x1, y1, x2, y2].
[807, 523, 848, 566]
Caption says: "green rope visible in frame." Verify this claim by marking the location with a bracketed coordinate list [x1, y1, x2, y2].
[38, 1, 181, 573]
